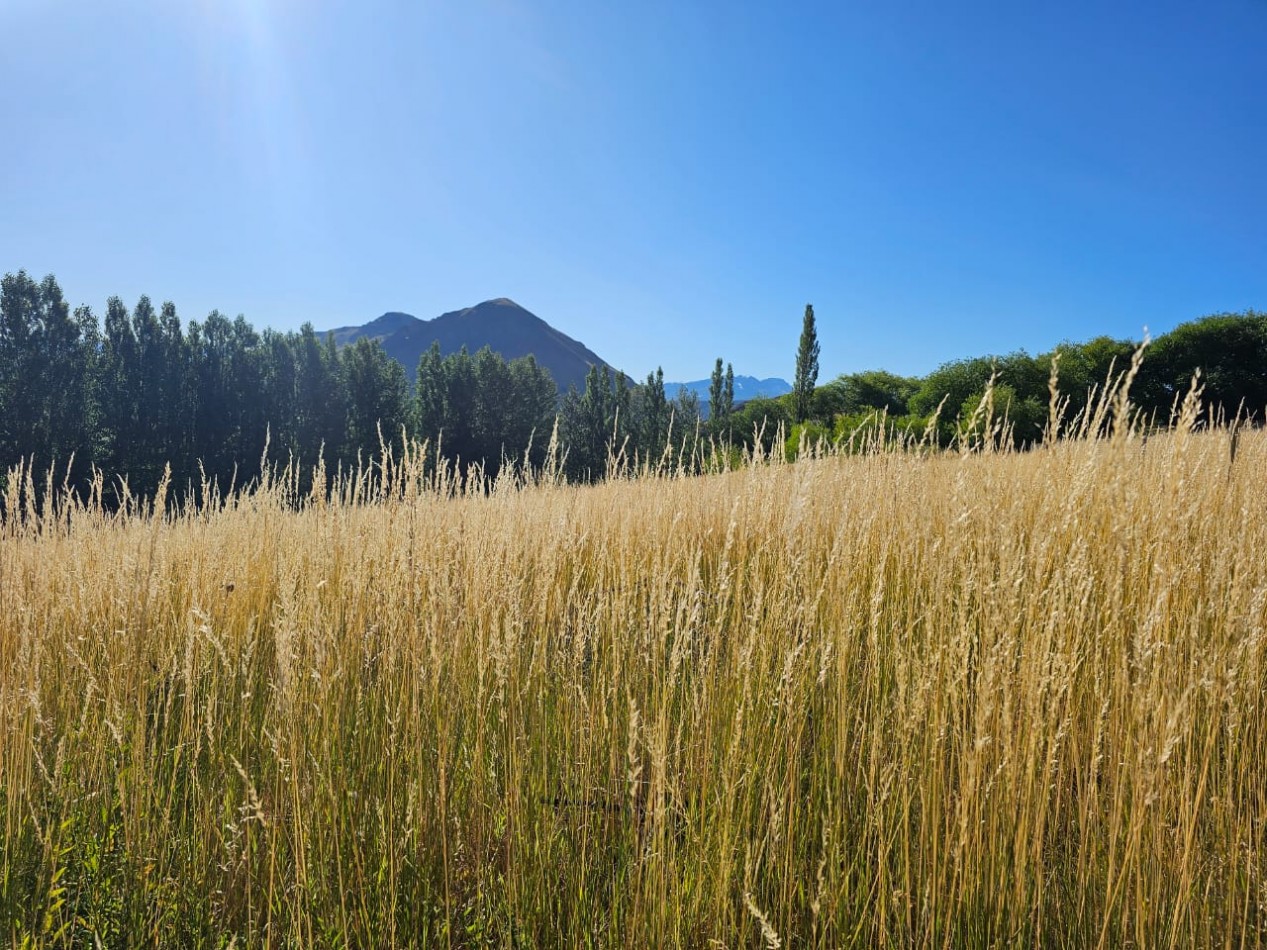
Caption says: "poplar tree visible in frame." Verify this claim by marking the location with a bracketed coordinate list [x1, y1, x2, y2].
[719, 362, 735, 437]
[793, 303, 820, 423]
[708, 357, 735, 436]
[635, 366, 669, 461]
[709, 358, 724, 419]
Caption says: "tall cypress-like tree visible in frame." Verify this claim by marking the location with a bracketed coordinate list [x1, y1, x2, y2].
[708, 358, 724, 420]
[793, 303, 820, 423]
[717, 362, 735, 438]
[634, 367, 669, 462]
[707, 357, 736, 437]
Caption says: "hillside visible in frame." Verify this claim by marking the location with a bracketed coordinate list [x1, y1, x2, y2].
[324, 298, 612, 392]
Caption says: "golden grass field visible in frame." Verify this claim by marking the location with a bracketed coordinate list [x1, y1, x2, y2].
[2, 386, 1266, 947]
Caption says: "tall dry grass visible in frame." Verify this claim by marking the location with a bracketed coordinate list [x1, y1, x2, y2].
[1, 377, 1266, 947]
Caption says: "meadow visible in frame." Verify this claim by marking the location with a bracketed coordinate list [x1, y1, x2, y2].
[1, 376, 1265, 947]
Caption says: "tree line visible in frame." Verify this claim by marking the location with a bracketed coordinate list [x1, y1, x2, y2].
[2, 268, 1264, 504]
[744, 309, 1267, 457]
[0, 271, 717, 503]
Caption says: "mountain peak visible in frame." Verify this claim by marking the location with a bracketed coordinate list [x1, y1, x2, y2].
[446, 298, 535, 322]
[322, 300, 610, 392]
[325, 310, 419, 343]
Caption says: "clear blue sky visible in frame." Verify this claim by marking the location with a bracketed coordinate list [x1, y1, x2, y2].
[3, 0, 1264, 382]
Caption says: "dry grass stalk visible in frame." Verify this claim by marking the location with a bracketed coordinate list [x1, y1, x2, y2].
[1, 379, 1265, 947]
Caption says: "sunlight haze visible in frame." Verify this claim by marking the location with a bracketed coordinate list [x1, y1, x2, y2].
[2, 0, 1264, 380]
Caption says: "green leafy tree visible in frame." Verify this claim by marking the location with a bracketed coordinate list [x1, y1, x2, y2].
[1135, 312, 1267, 422]
[292, 324, 344, 464]
[670, 385, 703, 466]
[228, 315, 267, 476]
[837, 370, 921, 416]
[130, 295, 187, 485]
[707, 359, 735, 437]
[908, 357, 996, 420]
[808, 378, 850, 420]
[472, 346, 515, 474]
[343, 337, 408, 461]
[505, 354, 558, 470]
[97, 296, 142, 479]
[259, 328, 299, 462]
[709, 358, 724, 421]
[442, 347, 477, 464]
[0, 271, 45, 473]
[632, 367, 670, 463]
[1029, 336, 1135, 433]
[186, 310, 267, 488]
[156, 302, 194, 480]
[722, 363, 734, 422]
[729, 395, 793, 455]
[561, 365, 630, 481]
[320, 330, 349, 462]
[793, 303, 820, 423]
[0, 272, 95, 478]
[412, 341, 447, 447]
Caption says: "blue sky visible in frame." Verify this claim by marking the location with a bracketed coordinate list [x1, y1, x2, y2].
[2, 0, 1264, 382]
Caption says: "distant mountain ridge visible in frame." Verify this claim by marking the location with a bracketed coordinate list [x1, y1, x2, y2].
[323, 298, 612, 393]
[666, 375, 792, 405]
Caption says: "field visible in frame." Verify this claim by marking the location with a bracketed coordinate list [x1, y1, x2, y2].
[2, 397, 1266, 947]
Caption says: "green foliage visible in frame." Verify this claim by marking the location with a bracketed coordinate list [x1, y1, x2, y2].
[955, 383, 1046, 447]
[412, 341, 446, 442]
[832, 410, 937, 450]
[409, 343, 558, 478]
[730, 395, 793, 455]
[343, 336, 409, 459]
[906, 352, 1048, 446]
[793, 303, 820, 423]
[784, 419, 832, 460]
[560, 365, 633, 481]
[3, 268, 1265, 502]
[504, 353, 559, 470]
[0, 271, 577, 501]
[808, 378, 850, 419]
[631, 367, 670, 463]
[706, 358, 736, 439]
[0, 271, 96, 482]
[907, 356, 996, 419]
[1135, 311, 1267, 422]
[835, 369, 922, 416]
[708, 358, 724, 423]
